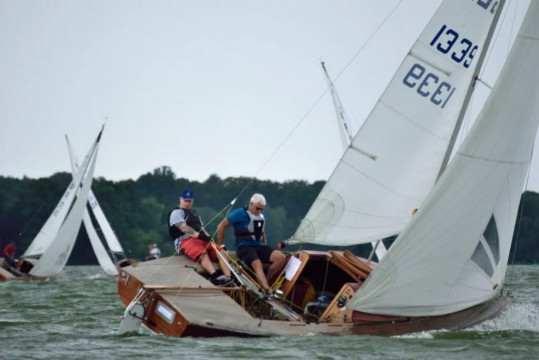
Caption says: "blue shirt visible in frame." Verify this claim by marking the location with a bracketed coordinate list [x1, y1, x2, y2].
[227, 207, 265, 249]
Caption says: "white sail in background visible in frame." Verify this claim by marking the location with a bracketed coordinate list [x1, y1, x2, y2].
[22, 128, 104, 258]
[29, 130, 103, 277]
[293, 0, 505, 246]
[66, 135, 121, 276]
[67, 136, 124, 254]
[351, 0, 539, 316]
[321, 61, 387, 260]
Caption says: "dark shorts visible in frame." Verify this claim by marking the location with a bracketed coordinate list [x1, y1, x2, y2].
[237, 245, 274, 267]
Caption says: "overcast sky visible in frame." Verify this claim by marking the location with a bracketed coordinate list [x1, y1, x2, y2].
[1, 1, 535, 190]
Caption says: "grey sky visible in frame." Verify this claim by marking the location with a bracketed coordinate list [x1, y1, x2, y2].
[1, 1, 536, 191]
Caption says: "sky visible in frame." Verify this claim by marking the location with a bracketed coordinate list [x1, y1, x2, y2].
[1, 0, 536, 190]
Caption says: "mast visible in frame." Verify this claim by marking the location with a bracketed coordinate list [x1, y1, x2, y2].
[436, 0, 506, 180]
[321, 61, 354, 149]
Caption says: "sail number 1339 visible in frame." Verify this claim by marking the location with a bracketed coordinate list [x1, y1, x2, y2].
[402, 63, 456, 109]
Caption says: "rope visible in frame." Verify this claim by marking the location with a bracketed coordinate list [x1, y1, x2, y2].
[214, 1, 406, 200]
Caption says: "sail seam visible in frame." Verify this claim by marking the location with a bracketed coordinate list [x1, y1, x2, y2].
[340, 158, 422, 202]
[408, 50, 451, 76]
[379, 100, 451, 141]
[458, 153, 530, 164]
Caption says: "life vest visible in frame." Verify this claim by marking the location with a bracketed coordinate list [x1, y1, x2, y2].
[234, 207, 265, 244]
[168, 207, 205, 241]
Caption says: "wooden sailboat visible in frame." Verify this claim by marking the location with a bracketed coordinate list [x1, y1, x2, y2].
[0, 129, 103, 281]
[117, 0, 539, 336]
[66, 135, 131, 276]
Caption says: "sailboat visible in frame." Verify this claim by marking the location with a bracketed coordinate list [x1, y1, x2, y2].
[0, 129, 103, 281]
[116, 0, 539, 336]
[65, 135, 129, 276]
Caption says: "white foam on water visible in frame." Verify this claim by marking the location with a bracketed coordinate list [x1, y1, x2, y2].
[471, 302, 539, 332]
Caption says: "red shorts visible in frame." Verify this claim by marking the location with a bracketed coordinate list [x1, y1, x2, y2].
[180, 238, 223, 261]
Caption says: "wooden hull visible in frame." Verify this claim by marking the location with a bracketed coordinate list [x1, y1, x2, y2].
[117, 253, 511, 337]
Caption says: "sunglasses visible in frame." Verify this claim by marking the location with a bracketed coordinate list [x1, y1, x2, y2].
[255, 206, 264, 211]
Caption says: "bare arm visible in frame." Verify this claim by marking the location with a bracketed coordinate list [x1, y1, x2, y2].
[216, 218, 231, 245]
[179, 222, 200, 238]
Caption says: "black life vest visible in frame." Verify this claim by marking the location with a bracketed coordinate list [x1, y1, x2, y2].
[168, 207, 205, 241]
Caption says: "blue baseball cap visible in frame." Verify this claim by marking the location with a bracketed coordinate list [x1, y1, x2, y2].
[181, 188, 194, 200]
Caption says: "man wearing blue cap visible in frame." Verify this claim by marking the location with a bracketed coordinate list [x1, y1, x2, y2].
[168, 188, 232, 286]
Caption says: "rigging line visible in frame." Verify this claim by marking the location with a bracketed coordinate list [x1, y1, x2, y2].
[478, 0, 511, 80]
[240, 0, 406, 194]
[330, 0, 406, 85]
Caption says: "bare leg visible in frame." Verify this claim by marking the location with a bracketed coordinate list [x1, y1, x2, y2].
[251, 259, 270, 290]
[266, 250, 286, 284]
[217, 250, 231, 277]
[198, 253, 217, 275]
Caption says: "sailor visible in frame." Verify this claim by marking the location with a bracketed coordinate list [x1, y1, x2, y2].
[145, 243, 161, 261]
[168, 189, 232, 286]
[1, 241, 17, 269]
[217, 193, 286, 295]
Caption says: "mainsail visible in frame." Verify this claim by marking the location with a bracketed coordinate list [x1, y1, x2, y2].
[66, 135, 123, 276]
[28, 129, 103, 277]
[293, 0, 505, 246]
[350, 0, 539, 316]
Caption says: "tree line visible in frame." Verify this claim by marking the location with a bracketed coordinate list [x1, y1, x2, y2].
[0, 166, 537, 264]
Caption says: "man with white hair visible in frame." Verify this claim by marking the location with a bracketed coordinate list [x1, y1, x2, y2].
[217, 193, 286, 295]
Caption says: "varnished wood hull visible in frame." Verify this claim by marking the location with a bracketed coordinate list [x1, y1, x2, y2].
[117, 255, 511, 337]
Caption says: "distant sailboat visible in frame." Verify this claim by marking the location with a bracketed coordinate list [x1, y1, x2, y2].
[0, 128, 103, 280]
[116, 0, 539, 337]
[65, 135, 127, 276]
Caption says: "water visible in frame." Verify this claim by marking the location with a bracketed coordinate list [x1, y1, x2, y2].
[1, 265, 537, 359]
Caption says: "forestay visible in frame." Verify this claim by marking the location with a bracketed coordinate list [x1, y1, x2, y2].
[350, 0, 539, 316]
[293, 1, 503, 246]
[29, 131, 102, 277]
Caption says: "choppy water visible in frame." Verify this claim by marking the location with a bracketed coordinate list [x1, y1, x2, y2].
[1, 265, 537, 360]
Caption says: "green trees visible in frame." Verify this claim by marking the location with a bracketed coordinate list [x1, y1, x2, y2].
[0, 169, 537, 264]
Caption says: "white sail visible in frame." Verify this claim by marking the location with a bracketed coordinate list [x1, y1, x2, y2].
[293, 0, 504, 246]
[66, 136, 124, 254]
[321, 61, 387, 261]
[350, 0, 539, 316]
[66, 136, 120, 276]
[22, 129, 103, 258]
[29, 130, 103, 277]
